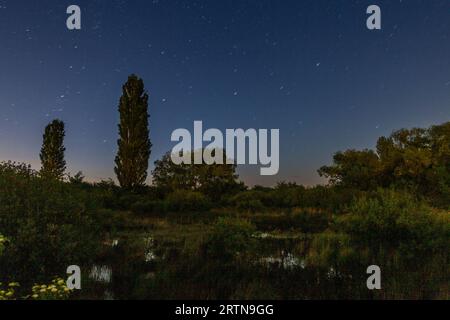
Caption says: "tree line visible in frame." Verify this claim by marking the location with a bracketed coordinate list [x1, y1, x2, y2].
[38, 74, 449, 209]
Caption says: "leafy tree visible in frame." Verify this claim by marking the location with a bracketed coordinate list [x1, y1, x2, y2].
[152, 149, 244, 201]
[318, 149, 381, 190]
[376, 122, 450, 205]
[376, 128, 432, 187]
[319, 122, 450, 207]
[115, 74, 151, 189]
[69, 171, 85, 184]
[40, 119, 66, 180]
[428, 122, 450, 205]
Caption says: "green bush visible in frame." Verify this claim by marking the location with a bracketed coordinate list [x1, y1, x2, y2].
[336, 189, 450, 256]
[0, 233, 8, 256]
[307, 232, 357, 267]
[116, 193, 143, 210]
[166, 190, 210, 212]
[0, 162, 100, 285]
[203, 217, 256, 261]
[131, 199, 167, 215]
[292, 208, 330, 233]
[230, 191, 266, 212]
[251, 213, 292, 231]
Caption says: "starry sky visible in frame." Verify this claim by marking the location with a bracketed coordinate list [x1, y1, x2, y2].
[0, 0, 449, 186]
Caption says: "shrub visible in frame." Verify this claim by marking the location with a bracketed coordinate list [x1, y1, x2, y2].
[291, 208, 330, 233]
[0, 162, 100, 285]
[116, 193, 143, 210]
[131, 200, 167, 215]
[203, 217, 256, 261]
[307, 232, 357, 267]
[336, 189, 450, 256]
[251, 213, 292, 231]
[230, 191, 266, 212]
[0, 234, 8, 256]
[166, 190, 210, 212]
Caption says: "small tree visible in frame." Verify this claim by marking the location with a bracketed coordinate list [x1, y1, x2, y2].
[40, 119, 66, 180]
[115, 75, 151, 189]
[69, 171, 85, 184]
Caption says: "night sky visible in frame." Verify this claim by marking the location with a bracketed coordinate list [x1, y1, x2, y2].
[0, 0, 449, 186]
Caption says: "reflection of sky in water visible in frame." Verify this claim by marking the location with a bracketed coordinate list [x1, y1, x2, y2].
[144, 236, 157, 262]
[104, 290, 114, 300]
[145, 250, 156, 262]
[260, 252, 305, 270]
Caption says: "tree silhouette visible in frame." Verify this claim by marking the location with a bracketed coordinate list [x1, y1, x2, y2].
[152, 149, 244, 200]
[115, 74, 151, 189]
[319, 121, 450, 206]
[40, 119, 66, 180]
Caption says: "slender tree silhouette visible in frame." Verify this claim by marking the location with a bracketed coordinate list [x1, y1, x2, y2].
[115, 74, 151, 189]
[40, 119, 66, 180]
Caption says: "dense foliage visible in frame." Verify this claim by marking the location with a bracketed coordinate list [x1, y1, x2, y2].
[152, 150, 244, 202]
[319, 122, 450, 208]
[336, 189, 450, 257]
[0, 162, 100, 289]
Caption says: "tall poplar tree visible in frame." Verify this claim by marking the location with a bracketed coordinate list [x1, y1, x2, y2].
[115, 74, 151, 189]
[40, 119, 66, 180]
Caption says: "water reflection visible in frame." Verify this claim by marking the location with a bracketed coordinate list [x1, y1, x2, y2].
[84, 233, 447, 300]
[143, 236, 157, 262]
[104, 289, 114, 300]
[260, 251, 306, 270]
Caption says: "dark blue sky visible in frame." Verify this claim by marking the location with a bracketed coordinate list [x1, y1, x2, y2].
[0, 0, 449, 186]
